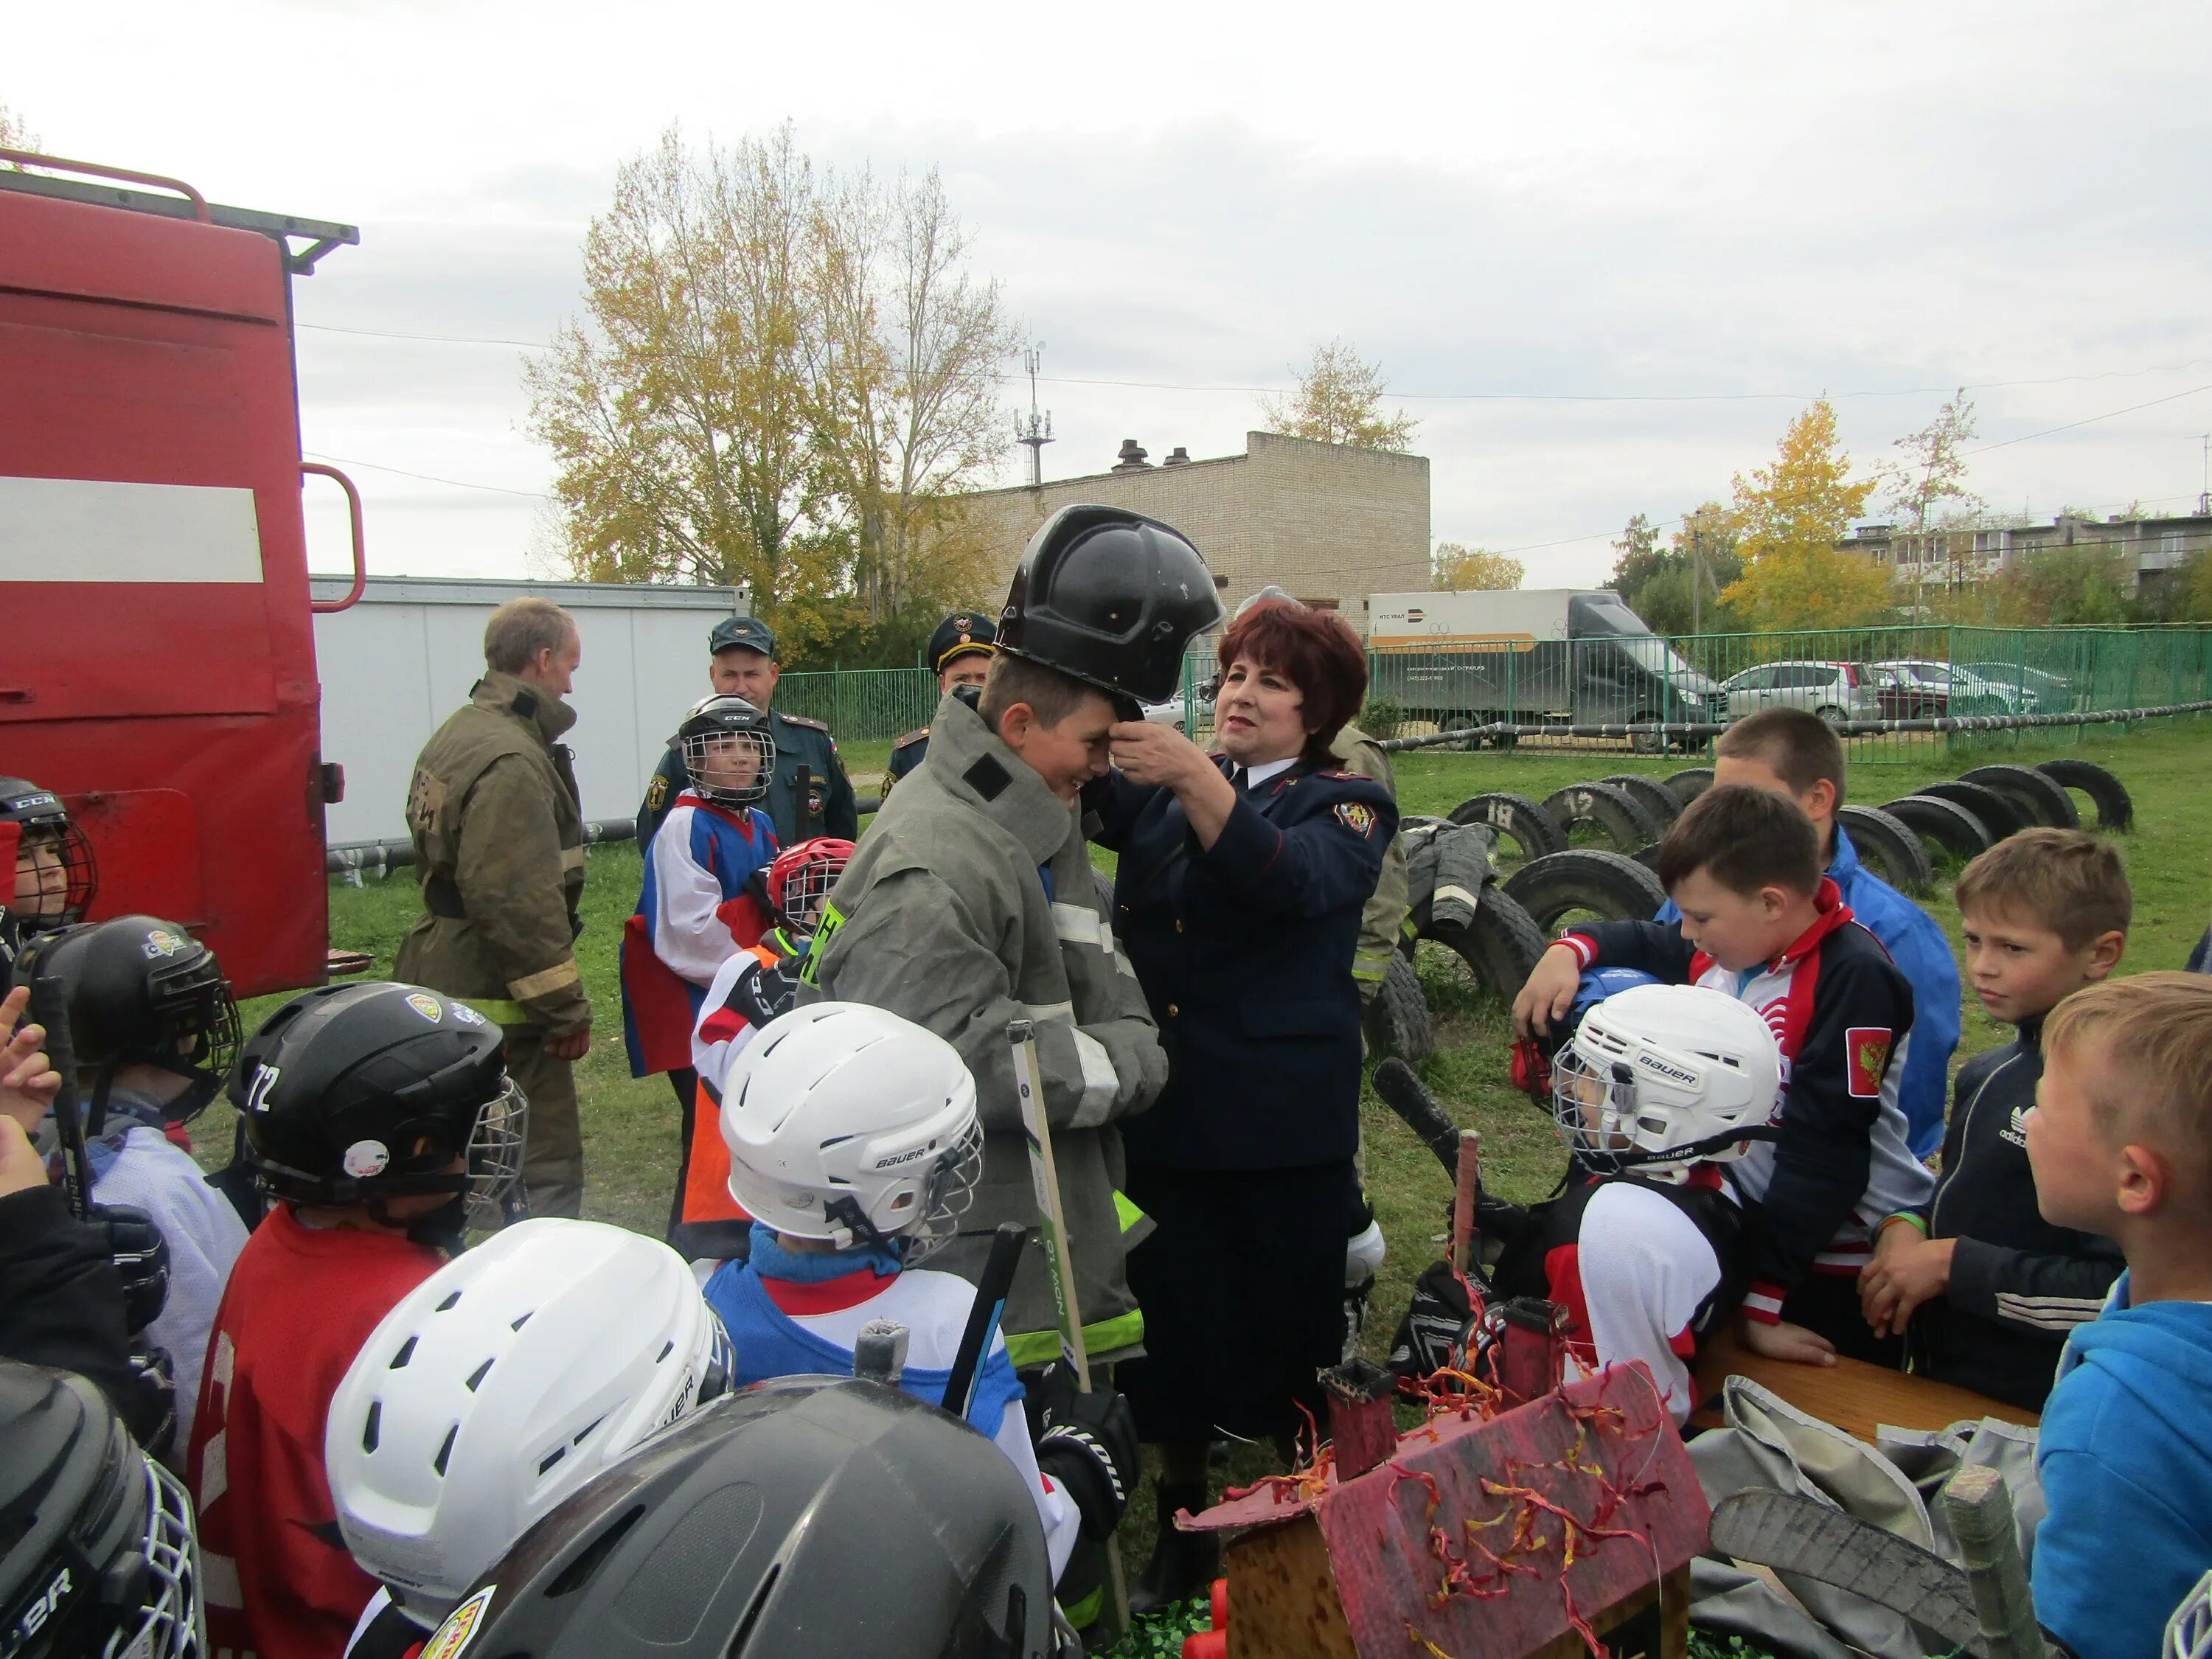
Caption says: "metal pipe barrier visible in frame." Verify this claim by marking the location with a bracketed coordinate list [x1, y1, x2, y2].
[324, 800, 888, 876]
[1376, 699, 2212, 755]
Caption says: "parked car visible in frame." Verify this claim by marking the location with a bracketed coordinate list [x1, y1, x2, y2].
[1875, 658, 2033, 715]
[1959, 661, 2076, 713]
[1719, 661, 1882, 724]
[1143, 684, 1214, 732]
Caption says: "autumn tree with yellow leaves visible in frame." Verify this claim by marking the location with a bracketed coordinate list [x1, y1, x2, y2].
[1720, 400, 1894, 630]
[1432, 543, 1524, 591]
[525, 126, 1018, 655]
[1260, 340, 1419, 451]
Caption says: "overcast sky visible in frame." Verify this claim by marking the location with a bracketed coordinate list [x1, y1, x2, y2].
[14, 1, 2212, 590]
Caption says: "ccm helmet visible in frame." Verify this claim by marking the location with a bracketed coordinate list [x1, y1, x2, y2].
[1548, 983, 1781, 1178]
[13, 919, 240, 1127]
[998, 504, 1222, 712]
[232, 981, 525, 1225]
[327, 1219, 735, 1630]
[417, 1378, 1059, 1659]
[0, 1361, 204, 1659]
[672, 695, 775, 809]
[1, 779, 97, 929]
[765, 836, 854, 933]
[719, 1003, 981, 1262]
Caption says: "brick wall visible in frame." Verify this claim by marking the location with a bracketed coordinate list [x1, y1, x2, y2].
[962, 431, 1430, 633]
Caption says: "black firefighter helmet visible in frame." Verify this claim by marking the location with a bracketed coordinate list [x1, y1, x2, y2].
[422, 1377, 1061, 1659]
[0, 1360, 205, 1659]
[13, 918, 240, 1128]
[231, 981, 525, 1225]
[997, 505, 1222, 714]
[0, 777, 98, 929]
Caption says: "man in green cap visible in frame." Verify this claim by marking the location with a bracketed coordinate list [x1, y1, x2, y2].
[635, 614, 858, 848]
[880, 608, 998, 799]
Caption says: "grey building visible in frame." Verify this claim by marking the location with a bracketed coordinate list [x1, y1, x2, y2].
[1843, 510, 2212, 598]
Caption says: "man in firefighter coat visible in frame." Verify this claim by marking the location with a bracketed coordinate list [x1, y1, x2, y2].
[396, 599, 593, 1218]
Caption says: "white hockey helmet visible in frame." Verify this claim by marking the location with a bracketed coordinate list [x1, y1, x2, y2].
[324, 1218, 734, 1629]
[1548, 983, 1782, 1178]
[719, 1001, 982, 1262]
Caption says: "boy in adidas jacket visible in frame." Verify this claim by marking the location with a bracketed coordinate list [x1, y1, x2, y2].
[1515, 785, 1933, 1364]
[1860, 830, 2129, 1409]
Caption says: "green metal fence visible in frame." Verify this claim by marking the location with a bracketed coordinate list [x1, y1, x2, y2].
[1175, 625, 2212, 763]
[773, 666, 938, 742]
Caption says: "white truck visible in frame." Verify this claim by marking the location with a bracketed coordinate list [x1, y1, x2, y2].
[1366, 588, 1722, 751]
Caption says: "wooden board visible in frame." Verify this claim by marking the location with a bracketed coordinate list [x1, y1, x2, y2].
[1691, 1337, 2039, 1444]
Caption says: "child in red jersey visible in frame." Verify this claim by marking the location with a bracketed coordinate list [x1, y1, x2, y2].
[186, 981, 526, 1659]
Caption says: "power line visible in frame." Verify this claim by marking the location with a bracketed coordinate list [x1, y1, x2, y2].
[1961, 381, 2212, 456]
[302, 451, 550, 498]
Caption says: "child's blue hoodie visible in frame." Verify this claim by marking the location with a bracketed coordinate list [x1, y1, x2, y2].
[2032, 1272, 2212, 1659]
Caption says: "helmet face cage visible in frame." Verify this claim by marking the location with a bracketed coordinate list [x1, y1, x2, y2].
[144, 955, 243, 1102]
[680, 725, 775, 809]
[13, 819, 98, 927]
[898, 1116, 984, 1265]
[766, 839, 853, 932]
[1548, 1045, 1655, 1175]
[462, 1076, 531, 1228]
[123, 1456, 206, 1659]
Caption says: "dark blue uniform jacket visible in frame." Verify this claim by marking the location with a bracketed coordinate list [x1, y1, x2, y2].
[1091, 757, 1395, 1172]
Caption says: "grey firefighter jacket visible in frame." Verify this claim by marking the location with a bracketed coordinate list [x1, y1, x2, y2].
[395, 672, 591, 1037]
[1333, 724, 1408, 1004]
[804, 692, 1169, 1366]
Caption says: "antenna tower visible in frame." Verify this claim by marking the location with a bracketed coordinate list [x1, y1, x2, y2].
[2197, 434, 2210, 518]
[1015, 344, 1054, 487]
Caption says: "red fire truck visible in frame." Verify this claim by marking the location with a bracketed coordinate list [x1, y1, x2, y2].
[0, 150, 366, 995]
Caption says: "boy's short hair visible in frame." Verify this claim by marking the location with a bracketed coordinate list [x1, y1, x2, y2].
[1716, 707, 1848, 806]
[1955, 829, 2132, 950]
[1655, 783, 1823, 898]
[2045, 972, 2212, 1190]
[978, 653, 1108, 733]
[484, 598, 577, 675]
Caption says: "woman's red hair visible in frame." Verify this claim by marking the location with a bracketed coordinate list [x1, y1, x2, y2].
[1217, 601, 1370, 762]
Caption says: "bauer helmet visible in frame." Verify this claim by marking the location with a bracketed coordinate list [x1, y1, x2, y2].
[719, 1003, 981, 1262]
[232, 981, 525, 1225]
[1548, 982, 1781, 1178]
[416, 1377, 1056, 1659]
[327, 1219, 735, 1630]
[13, 919, 240, 1127]
[764, 836, 854, 933]
[672, 695, 775, 809]
[1, 779, 97, 929]
[0, 1361, 204, 1659]
[998, 504, 1222, 712]
[1511, 967, 1658, 1099]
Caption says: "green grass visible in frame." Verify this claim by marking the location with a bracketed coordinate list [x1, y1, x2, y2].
[204, 720, 2212, 1649]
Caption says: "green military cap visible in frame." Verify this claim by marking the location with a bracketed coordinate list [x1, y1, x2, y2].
[709, 614, 777, 658]
[927, 610, 997, 673]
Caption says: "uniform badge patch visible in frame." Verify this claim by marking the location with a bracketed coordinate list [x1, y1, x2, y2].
[342, 1139, 391, 1179]
[1846, 1027, 1893, 1099]
[450, 1002, 487, 1027]
[1333, 801, 1378, 838]
[141, 928, 188, 959]
[406, 992, 444, 1023]
[420, 1586, 496, 1659]
[646, 775, 669, 813]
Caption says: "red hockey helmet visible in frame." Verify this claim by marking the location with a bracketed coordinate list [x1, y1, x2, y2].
[765, 838, 855, 931]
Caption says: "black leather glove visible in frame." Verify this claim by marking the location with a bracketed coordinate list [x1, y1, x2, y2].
[91, 1204, 170, 1334]
[1029, 1363, 1138, 1541]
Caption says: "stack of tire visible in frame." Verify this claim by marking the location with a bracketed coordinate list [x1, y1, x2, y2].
[1879, 760, 2132, 870]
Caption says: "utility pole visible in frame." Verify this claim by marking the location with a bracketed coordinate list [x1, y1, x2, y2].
[1690, 518, 1703, 634]
[2196, 434, 2210, 518]
[1014, 344, 1054, 488]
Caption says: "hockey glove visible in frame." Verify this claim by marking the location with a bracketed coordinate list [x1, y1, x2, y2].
[93, 1203, 170, 1334]
[1030, 1365, 1139, 1541]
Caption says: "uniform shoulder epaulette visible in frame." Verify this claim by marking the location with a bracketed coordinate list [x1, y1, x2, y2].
[1316, 768, 1370, 781]
[775, 711, 830, 733]
[893, 726, 930, 748]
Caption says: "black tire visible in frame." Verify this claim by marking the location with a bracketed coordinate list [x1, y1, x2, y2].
[1916, 779, 2032, 843]
[1663, 768, 1716, 807]
[1815, 704, 1848, 728]
[1881, 794, 1997, 863]
[1502, 849, 1669, 932]
[1961, 764, 2081, 830]
[1628, 712, 1667, 757]
[1540, 782, 1664, 852]
[1363, 950, 1436, 1062]
[2035, 759, 2134, 832]
[1416, 889, 1548, 1004]
[1447, 792, 1569, 861]
[1093, 868, 1116, 916]
[1599, 774, 1683, 832]
[1836, 804, 1934, 895]
[1630, 842, 1663, 872]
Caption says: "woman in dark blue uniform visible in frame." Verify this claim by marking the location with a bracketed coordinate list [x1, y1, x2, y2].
[1091, 599, 1395, 1610]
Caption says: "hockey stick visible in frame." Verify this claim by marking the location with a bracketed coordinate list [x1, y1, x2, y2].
[24, 947, 91, 1221]
[1009, 1018, 1130, 1637]
[1708, 1489, 1987, 1658]
[944, 1221, 1027, 1424]
[1372, 1057, 1459, 1174]
[1449, 1129, 1483, 1280]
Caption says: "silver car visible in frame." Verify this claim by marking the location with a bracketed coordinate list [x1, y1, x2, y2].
[1719, 661, 1883, 724]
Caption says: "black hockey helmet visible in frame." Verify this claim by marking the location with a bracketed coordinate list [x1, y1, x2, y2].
[13, 919, 240, 1128]
[232, 981, 525, 1224]
[0, 778, 97, 928]
[0, 1361, 204, 1659]
[422, 1377, 1060, 1659]
[998, 505, 1222, 713]
[670, 695, 776, 810]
